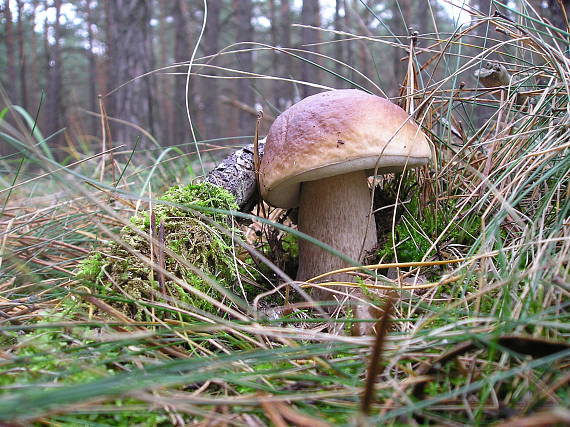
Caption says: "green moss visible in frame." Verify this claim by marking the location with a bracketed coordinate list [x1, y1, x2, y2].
[0, 322, 172, 425]
[281, 233, 299, 258]
[52, 407, 170, 426]
[76, 251, 107, 284]
[76, 182, 247, 321]
[129, 181, 238, 229]
[378, 196, 481, 264]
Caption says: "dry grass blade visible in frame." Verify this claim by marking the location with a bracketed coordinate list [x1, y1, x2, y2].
[271, 402, 333, 427]
[260, 398, 289, 427]
[493, 407, 570, 427]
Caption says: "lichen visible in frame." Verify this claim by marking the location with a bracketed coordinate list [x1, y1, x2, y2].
[76, 182, 246, 321]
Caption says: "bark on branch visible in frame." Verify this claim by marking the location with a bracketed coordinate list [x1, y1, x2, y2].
[204, 140, 265, 212]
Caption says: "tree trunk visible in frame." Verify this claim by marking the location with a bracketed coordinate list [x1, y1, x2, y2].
[29, 0, 39, 111]
[85, 0, 98, 137]
[344, 0, 353, 82]
[334, 0, 344, 78]
[45, 0, 64, 148]
[157, 1, 174, 145]
[269, 0, 280, 109]
[545, 0, 569, 32]
[104, 0, 154, 148]
[469, 0, 496, 127]
[4, 0, 17, 103]
[391, 0, 411, 96]
[16, 0, 27, 111]
[172, 0, 194, 146]
[300, 0, 321, 98]
[278, 0, 292, 110]
[202, 0, 221, 140]
[415, 0, 431, 35]
[234, 0, 255, 136]
[475, 0, 493, 42]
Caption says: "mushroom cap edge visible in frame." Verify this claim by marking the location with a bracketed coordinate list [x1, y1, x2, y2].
[259, 89, 432, 208]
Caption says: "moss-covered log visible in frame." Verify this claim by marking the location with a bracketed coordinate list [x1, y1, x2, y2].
[76, 182, 255, 320]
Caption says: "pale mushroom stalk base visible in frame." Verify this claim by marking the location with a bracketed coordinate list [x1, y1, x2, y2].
[296, 170, 377, 303]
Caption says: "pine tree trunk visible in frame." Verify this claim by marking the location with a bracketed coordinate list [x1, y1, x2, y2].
[16, 0, 27, 111]
[172, 0, 194, 146]
[29, 0, 39, 110]
[278, 0, 292, 110]
[545, 0, 569, 33]
[269, 0, 280, 109]
[415, 0, 431, 35]
[202, 0, 221, 140]
[475, 0, 493, 46]
[104, 0, 154, 148]
[4, 0, 17, 103]
[157, 1, 174, 145]
[45, 0, 64, 148]
[391, 0, 410, 96]
[234, 0, 255, 137]
[300, 0, 321, 98]
[85, 0, 98, 137]
[334, 0, 344, 79]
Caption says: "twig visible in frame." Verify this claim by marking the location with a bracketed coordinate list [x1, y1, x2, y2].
[219, 95, 274, 121]
[158, 221, 165, 295]
[272, 401, 333, 427]
[360, 293, 395, 416]
[260, 397, 289, 427]
[493, 407, 570, 427]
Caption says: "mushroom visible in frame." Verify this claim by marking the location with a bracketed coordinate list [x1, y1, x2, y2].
[259, 89, 431, 303]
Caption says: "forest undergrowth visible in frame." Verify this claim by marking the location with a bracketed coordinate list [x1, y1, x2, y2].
[1, 3, 569, 426]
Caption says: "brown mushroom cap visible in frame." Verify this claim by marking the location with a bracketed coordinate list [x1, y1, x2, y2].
[259, 89, 432, 208]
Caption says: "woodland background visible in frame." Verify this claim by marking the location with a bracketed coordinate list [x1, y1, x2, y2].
[2, 0, 567, 160]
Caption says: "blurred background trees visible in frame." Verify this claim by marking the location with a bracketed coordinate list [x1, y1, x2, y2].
[0, 0, 568, 156]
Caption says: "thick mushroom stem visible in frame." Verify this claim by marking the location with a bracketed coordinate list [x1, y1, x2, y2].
[296, 170, 377, 301]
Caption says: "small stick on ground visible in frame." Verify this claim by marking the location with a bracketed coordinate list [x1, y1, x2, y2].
[360, 293, 396, 417]
[158, 221, 165, 295]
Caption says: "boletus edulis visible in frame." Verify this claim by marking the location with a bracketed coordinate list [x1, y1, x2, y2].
[259, 89, 431, 326]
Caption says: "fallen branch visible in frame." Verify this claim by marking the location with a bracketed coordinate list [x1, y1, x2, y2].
[204, 140, 265, 212]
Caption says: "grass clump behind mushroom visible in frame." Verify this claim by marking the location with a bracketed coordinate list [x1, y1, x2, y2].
[377, 194, 482, 266]
[76, 182, 249, 320]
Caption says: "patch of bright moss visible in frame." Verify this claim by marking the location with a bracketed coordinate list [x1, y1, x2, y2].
[0, 321, 173, 425]
[76, 182, 246, 320]
[76, 251, 106, 283]
[378, 197, 481, 264]
[281, 233, 298, 258]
